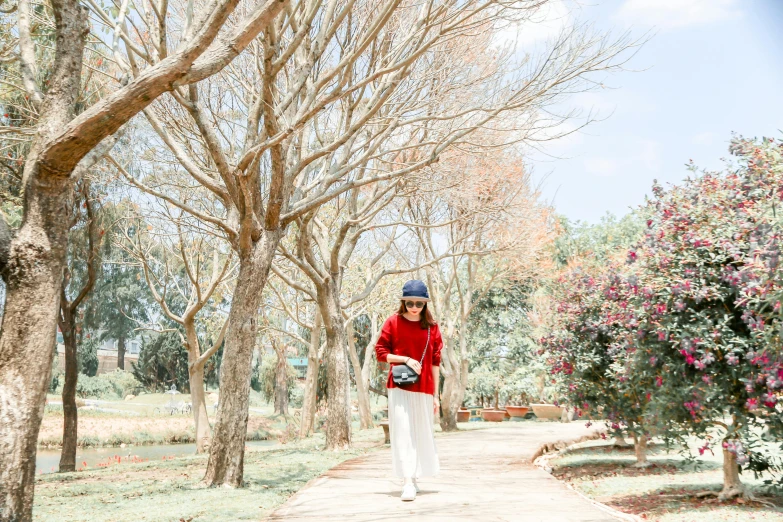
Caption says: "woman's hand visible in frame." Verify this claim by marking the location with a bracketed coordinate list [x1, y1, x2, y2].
[406, 358, 422, 375]
[433, 395, 440, 415]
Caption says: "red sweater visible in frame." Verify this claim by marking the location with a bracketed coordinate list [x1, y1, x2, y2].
[375, 314, 443, 396]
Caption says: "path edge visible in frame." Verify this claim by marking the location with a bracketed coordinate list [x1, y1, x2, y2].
[263, 446, 385, 521]
[532, 433, 643, 522]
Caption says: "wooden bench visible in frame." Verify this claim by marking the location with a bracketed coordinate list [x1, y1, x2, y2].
[379, 419, 390, 444]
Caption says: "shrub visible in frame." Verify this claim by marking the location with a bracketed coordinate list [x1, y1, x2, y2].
[77, 337, 99, 377]
[258, 355, 298, 404]
[131, 331, 190, 392]
[540, 136, 783, 496]
[75, 370, 143, 399]
[76, 374, 116, 399]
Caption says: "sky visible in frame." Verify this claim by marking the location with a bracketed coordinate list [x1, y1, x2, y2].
[508, 0, 783, 224]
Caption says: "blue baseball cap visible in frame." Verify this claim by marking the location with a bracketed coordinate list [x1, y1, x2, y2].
[401, 280, 429, 301]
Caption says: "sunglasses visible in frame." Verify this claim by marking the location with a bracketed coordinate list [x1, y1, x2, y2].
[405, 301, 426, 309]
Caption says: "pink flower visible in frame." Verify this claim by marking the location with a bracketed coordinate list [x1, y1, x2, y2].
[746, 398, 759, 410]
[655, 376, 663, 387]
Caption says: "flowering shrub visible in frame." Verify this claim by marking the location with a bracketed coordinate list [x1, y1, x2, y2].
[631, 138, 782, 438]
[541, 136, 783, 496]
[541, 263, 655, 461]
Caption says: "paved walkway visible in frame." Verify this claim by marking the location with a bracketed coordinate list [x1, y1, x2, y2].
[267, 423, 619, 522]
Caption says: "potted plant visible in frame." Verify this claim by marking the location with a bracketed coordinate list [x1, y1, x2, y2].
[502, 370, 537, 418]
[481, 409, 506, 422]
[457, 407, 470, 423]
[530, 403, 565, 419]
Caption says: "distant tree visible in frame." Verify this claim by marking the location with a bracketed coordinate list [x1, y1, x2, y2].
[552, 212, 645, 268]
[57, 179, 107, 472]
[132, 332, 189, 393]
[90, 260, 150, 371]
[77, 337, 99, 378]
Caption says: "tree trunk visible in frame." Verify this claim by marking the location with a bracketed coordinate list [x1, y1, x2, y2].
[632, 433, 650, 468]
[189, 364, 211, 453]
[319, 283, 351, 450]
[59, 311, 78, 472]
[439, 334, 459, 431]
[613, 436, 632, 448]
[117, 333, 126, 371]
[346, 320, 373, 430]
[273, 339, 289, 416]
[204, 231, 280, 487]
[0, 152, 79, 521]
[440, 371, 459, 431]
[299, 311, 321, 438]
[182, 320, 211, 453]
[719, 441, 746, 500]
[0, 0, 89, 513]
[439, 331, 469, 431]
[360, 315, 380, 396]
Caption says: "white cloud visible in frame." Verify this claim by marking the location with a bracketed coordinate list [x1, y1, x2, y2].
[584, 157, 620, 177]
[582, 139, 662, 178]
[492, 1, 572, 50]
[614, 0, 741, 30]
[692, 131, 716, 146]
[638, 139, 661, 171]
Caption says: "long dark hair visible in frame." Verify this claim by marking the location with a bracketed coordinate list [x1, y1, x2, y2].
[397, 301, 437, 329]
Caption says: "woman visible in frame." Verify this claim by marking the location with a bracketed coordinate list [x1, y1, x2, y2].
[375, 279, 443, 502]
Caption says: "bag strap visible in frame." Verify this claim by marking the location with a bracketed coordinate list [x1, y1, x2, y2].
[417, 327, 430, 365]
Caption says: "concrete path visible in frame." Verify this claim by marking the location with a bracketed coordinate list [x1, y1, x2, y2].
[267, 423, 619, 522]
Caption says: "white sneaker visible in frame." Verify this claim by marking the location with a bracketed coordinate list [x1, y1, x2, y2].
[413, 480, 421, 493]
[401, 483, 417, 501]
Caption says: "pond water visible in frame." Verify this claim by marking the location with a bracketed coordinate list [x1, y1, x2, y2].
[36, 440, 277, 475]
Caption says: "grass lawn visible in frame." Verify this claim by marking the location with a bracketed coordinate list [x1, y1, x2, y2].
[549, 439, 783, 522]
[39, 392, 279, 448]
[33, 427, 387, 522]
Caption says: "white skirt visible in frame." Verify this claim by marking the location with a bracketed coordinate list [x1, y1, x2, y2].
[388, 388, 440, 478]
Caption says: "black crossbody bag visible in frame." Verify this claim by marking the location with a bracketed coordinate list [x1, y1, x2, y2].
[391, 327, 430, 386]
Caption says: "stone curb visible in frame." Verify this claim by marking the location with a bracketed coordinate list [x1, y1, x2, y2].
[532, 434, 644, 522]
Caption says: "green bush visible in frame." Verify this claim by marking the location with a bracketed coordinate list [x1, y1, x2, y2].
[75, 370, 143, 399]
[76, 374, 116, 399]
[49, 367, 62, 394]
[103, 369, 144, 398]
[132, 331, 190, 392]
[77, 337, 99, 377]
[289, 384, 304, 409]
[258, 355, 298, 404]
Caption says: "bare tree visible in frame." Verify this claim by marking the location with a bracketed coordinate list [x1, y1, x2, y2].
[57, 179, 103, 472]
[0, 0, 286, 515]
[406, 149, 553, 430]
[120, 214, 234, 453]
[119, 0, 638, 486]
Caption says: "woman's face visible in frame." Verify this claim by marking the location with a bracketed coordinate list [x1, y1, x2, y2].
[404, 300, 426, 317]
